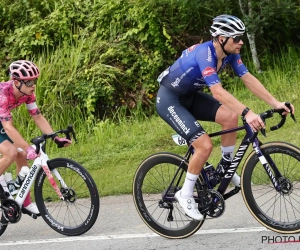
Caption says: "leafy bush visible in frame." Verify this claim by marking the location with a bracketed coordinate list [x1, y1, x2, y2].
[1, 0, 300, 121]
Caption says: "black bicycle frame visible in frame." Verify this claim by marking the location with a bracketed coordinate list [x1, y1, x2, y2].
[163, 122, 282, 202]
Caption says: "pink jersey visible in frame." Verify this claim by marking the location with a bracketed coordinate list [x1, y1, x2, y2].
[0, 81, 40, 122]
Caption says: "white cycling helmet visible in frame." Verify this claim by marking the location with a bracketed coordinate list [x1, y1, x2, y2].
[210, 14, 245, 37]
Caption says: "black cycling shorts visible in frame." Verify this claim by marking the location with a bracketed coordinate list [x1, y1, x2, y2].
[156, 85, 221, 145]
[0, 123, 13, 144]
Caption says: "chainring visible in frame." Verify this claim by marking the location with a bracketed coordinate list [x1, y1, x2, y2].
[201, 189, 225, 218]
[1, 199, 22, 223]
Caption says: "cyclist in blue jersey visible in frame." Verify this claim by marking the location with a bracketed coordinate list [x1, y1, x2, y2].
[156, 14, 294, 220]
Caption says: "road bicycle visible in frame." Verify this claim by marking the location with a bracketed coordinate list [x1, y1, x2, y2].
[133, 104, 299, 238]
[0, 125, 100, 237]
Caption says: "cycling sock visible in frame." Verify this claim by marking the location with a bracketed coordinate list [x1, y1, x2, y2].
[0, 174, 12, 199]
[0, 174, 9, 192]
[180, 172, 199, 198]
[221, 145, 235, 160]
[23, 191, 32, 207]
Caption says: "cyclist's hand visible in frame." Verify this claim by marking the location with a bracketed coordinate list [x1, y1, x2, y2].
[26, 146, 39, 160]
[245, 110, 265, 132]
[53, 136, 72, 148]
[273, 102, 295, 115]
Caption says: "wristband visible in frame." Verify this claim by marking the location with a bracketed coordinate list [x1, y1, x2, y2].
[241, 107, 250, 117]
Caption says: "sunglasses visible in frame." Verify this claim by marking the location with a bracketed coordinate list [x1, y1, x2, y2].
[231, 35, 243, 43]
[20, 79, 37, 87]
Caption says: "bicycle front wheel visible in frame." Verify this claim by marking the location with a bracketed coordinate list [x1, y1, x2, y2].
[35, 158, 100, 236]
[241, 142, 300, 233]
[133, 152, 205, 239]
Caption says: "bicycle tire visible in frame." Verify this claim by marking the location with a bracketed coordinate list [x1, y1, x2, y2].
[0, 214, 7, 236]
[34, 158, 100, 236]
[241, 141, 300, 233]
[133, 152, 205, 239]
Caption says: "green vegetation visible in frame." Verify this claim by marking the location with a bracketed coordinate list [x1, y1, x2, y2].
[1, 0, 300, 197]
[1, 0, 300, 118]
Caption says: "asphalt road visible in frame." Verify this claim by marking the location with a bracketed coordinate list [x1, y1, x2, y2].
[0, 194, 299, 250]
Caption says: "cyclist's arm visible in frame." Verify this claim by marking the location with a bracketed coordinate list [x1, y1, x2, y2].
[25, 96, 55, 134]
[237, 66, 292, 113]
[32, 113, 55, 134]
[210, 83, 247, 115]
[240, 73, 278, 106]
[210, 83, 264, 131]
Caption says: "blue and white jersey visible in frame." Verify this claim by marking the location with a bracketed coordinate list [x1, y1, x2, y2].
[158, 40, 248, 95]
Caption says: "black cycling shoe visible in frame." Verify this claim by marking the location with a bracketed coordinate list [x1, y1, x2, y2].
[0, 185, 10, 200]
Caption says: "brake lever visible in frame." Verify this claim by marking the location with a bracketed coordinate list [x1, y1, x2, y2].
[260, 127, 266, 137]
[285, 102, 297, 123]
[291, 113, 297, 123]
[260, 115, 267, 138]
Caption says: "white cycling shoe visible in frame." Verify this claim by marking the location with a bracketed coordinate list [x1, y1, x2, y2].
[24, 203, 40, 215]
[175, 191, 204, 221]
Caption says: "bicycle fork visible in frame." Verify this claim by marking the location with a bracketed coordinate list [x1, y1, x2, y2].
[42, 165, 65, 201]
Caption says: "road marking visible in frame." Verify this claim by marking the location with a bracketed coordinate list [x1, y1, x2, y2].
[1, 227, 268, 245]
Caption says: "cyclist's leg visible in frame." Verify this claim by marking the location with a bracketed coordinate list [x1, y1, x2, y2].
[215, 106, 241, 184]
[188, 92, 240, 184]
[0, 127, 17, 198]
[215, 105, 238, 151]
[156, 85, 213, 175]
[190, 93, 240, 184]
[156, 86, 212, 220]
[215, 105, 239, 185]
[0, 133, 16, 176]
[14, 150, 39, 213]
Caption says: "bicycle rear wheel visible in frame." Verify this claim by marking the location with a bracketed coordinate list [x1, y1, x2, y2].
[35, 158, 100, 236]
[133, 152, 205, 239]
[241, 142, 300, 233]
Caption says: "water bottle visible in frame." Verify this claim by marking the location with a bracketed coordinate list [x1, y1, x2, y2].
[15, 166, 30, 188]
[204, 163, 218, 187]
[4, 172, 18, 195]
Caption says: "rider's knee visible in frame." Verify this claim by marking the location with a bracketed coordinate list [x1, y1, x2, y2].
[221, 111, 238, 127]
[192, 135, 213, 155]
[229, 112, 238, 125]
[216, 107, 238, 127]
[2, 145, 18, 161]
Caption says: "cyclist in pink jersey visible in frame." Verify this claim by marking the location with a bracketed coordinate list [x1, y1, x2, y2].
[0, 60, 72, 215]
